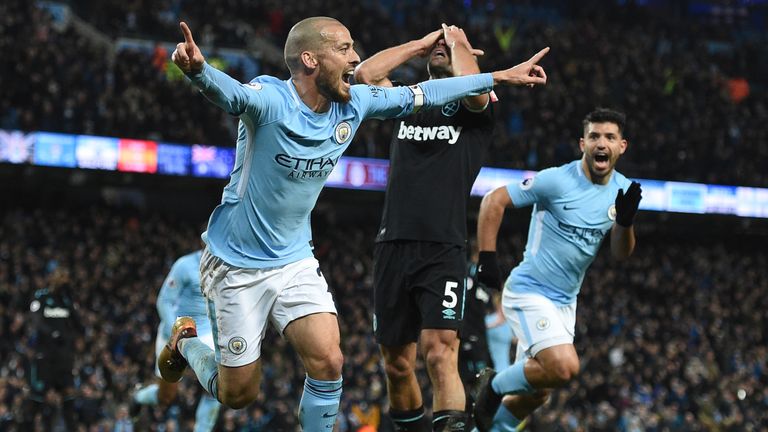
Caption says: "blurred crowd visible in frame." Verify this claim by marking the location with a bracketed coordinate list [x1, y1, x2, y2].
[0, 203, 765, 431]
[2, 1, 768, 186]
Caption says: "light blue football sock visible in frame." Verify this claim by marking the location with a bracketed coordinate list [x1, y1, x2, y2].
[491, 360, 534, 395]
[194, 393, 221, 432]
[179, 338, 220, 400]
[490, 404, 522, 432]
[298, 375, 343, 430]
[133, 383, 159, 405]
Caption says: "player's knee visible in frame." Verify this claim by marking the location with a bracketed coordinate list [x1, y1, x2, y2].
[423, 343, 456, 375]
[384, 356, 415, 382]
[304, 347, 344, 380]
[548, 358, 580, 386]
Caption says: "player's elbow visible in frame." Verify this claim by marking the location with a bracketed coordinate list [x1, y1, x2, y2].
[481, 187, 510, 214]
[353, 65, 375, 85]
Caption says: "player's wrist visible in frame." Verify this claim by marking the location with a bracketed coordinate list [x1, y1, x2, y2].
[614, 209, 636, 227]
[185, 61, 206, 78]
[615, 216, 635, 228]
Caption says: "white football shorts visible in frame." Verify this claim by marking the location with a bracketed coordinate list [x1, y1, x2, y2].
[502, 290, 576, 361]
[200, 248, 337, 367]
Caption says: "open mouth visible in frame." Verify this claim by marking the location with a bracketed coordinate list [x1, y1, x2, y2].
[342, 70, 353, 87]
[594, 152, 610, 169]
[432, 47, 448, 59]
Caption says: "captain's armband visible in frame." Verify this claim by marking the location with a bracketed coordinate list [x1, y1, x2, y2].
[409, 85, 425, 113]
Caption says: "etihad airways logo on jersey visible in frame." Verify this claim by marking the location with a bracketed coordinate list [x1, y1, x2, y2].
[275, 154, 340, 179]
[397, 122, 463, 144]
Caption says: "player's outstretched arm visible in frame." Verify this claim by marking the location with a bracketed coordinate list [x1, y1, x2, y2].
[171, 22, 258, 116]
[354, 29, 443, 87]
[476, 187, 514, 290]
[611, 181, 642, 260]
[359, 47, 548, 120]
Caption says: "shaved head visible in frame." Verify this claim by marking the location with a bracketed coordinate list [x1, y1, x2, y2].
[284, 17, 343, 75]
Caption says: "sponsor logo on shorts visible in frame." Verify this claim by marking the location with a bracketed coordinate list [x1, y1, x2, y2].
[442, 308, 457, 320]
[228, 337, 247, 355]
[536, 318, 550, 331]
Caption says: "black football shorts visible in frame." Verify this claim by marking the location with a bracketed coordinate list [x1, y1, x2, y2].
[373, 240, 466, 346]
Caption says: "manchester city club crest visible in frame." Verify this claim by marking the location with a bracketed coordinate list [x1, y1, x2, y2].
[608, 204, 617, 221]
[228, 336, 247, 355]
[536, 317, 550, 331]
[334, 121, 352, 144]
[442, 101, 460, 117]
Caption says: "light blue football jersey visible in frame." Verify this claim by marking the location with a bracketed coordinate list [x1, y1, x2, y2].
[505, 160, 632, 305]
[189, 63, 493, 269]
[157, 250, 209, 338]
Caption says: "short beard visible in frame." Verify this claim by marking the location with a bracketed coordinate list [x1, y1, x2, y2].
[427, 60, 452, 79]
[317, 65, 350, 103]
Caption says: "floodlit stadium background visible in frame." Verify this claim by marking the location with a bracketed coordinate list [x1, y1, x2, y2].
[2, 0, 767, 431]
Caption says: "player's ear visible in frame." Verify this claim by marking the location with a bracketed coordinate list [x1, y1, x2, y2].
[301, 51, 318, 69]
[619, 138, 628, 155]
[579, 137, 586, 153]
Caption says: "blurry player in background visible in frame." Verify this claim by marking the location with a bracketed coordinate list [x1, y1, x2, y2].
[131, 249, 220, 431]
[472, 109, 643, 431]
[355, 23, 527, 431]
[161, 16, 548, 430]
[25, 267, 80, 431]
[484, 293, 513, 371]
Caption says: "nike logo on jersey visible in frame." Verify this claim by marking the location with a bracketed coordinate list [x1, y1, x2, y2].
[397, 122, 463, 144]
[563, 204, 577, 211]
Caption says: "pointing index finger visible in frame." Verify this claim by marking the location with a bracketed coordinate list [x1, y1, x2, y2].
[180, 21, 195, 45]
[527, 47, 550, 65]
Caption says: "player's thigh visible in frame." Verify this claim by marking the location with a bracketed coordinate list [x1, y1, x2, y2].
[272, 258, 341, 375]
[216, 359, 263, 403]
[283, 312, 340, 356]
[283, 312, 341, 378]
[501, 291, 575, 359]
[534, 343, 579, 372]
[200, 248, 278, 368]
[373, 242, 421, 346]
[415, 242, 467, 332]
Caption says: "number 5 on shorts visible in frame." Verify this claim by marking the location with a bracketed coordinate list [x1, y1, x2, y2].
[443, 281, 458, 308]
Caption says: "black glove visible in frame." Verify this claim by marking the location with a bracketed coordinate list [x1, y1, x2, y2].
[476, 251, 502, 290]
[615, 181, 642, 227]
